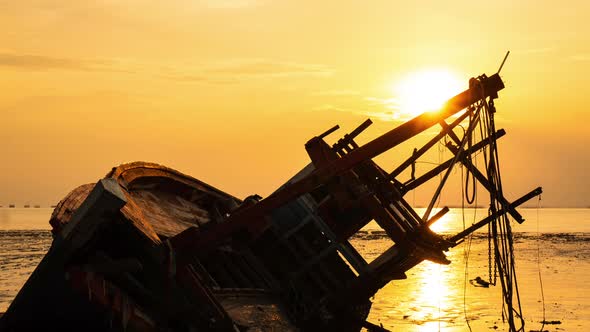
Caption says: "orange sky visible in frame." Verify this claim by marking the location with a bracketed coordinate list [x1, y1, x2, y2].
[1, 1, 589, 207]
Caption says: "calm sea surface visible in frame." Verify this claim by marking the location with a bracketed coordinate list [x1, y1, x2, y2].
[1, 208, 589, 331]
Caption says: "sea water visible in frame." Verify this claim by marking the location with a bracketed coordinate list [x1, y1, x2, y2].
[1, 207, 589, 331]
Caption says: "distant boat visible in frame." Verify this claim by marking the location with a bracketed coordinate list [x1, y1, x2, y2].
[8, 204, 15, 208]
[34, 205, 41, 208]
[50, 205, 57, 208]
[24, 205, 30, 208]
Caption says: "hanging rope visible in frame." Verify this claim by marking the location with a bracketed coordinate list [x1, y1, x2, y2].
[461, 164, 474, 332]
[536, 195, 546, 332]
[422, 105, 482, 222]
[479, 87, 525, 332]
[420, 73, 525, 332]
[453, 75, 525, 332]
[464, 108, 477, 205]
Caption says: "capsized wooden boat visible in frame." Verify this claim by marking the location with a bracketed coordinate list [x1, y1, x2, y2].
[3, 162, 303, 331]
[0, 73, 542, 332]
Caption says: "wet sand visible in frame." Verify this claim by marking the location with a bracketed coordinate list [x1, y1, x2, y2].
[1, 208, 589, 331]
[351, 231, 590, 331]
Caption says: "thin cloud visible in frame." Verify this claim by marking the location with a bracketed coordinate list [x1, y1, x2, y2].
[365, 96, 400, 108]
[314, 94, 439, 123]
[202, 60, 332, 77]
[311, 90, 361, 96]
[197, 0, 266, 9]
[569, 54, 590, 61]
[1, 53, 332, 84]
[0, 53, 90, 70]
[164, 59, 333, 83]
[0, 53, 135, 73]
[313, 104, 398, 122]
[513, 47, 555, 55]
[158, 74, 240, 85]
[365, 96, 421, 121]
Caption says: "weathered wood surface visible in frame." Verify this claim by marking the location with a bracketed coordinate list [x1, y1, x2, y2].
[56, 178, 127, 247]
[107, 161, 240, 203]
[112, 162, 240, 238]
[49, 183, 94, 236]
[0, 179, 130, 331]
[51, 162, 241, 240]
[3, 172, 250, 331]
[124, 188, 211, 238]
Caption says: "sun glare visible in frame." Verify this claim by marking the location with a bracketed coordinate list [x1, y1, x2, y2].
[393, 69, 465, 119]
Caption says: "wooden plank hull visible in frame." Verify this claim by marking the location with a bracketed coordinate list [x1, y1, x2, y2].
[1, 162, 326, 331]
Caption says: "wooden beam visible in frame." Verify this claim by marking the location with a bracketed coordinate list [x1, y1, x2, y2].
[318, 124, 340, 139]
[448, 187, 543, 244]
[424, 206, 449, 227]
[0, 179, 128, 330]
[440, 121, 523, 223]
[403, 129, 506, 193]
[172, 74, 505, 255]
[57, 178, 127, 247]
[389, 110, 471, 179]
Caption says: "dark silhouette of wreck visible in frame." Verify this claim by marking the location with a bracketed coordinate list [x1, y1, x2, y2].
[0, 72, 541, 331]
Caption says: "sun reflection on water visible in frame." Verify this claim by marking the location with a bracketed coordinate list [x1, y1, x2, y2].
[354, 217, 469, 331]
[427, 208, 453, 234]
[355, 209, 506, 331]
[412, 262, 454, 327]
[365, 256, 464, 331]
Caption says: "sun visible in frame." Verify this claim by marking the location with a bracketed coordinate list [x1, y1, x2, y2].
[393, 69, 465, 119]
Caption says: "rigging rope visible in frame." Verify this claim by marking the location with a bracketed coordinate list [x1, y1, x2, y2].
[479, 88, 525, 332]
[455, 75, 525, 332]
[419, 73, 525, 332]
[536, 195, 546, 332]
[464, 108, 477, 205]
[461, 165, 475, 332]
